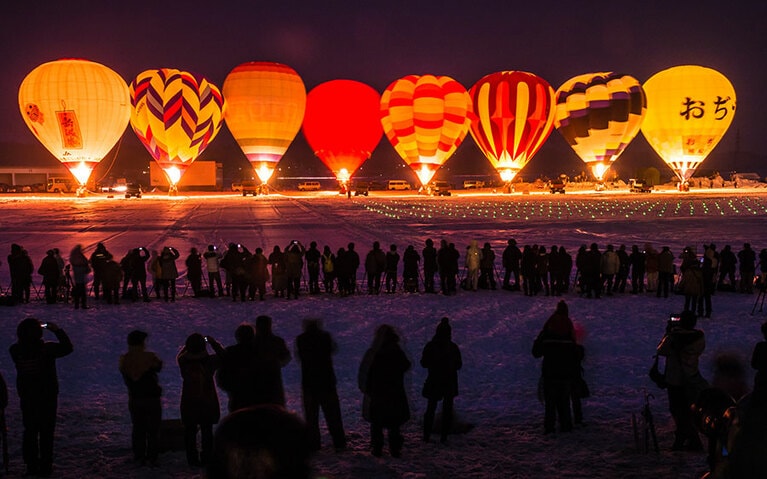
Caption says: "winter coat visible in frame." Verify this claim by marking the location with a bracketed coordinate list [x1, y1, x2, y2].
[385, 251, 400, 273]
[285, 245, 305, 279]
[38, 254, 61, 286]
[322, 252, 335, 275]
[186, 253, 203, 282]
[119, 345, 162, 398]
[296, 328, 338, 393]
[532, 312, 578, 382]
[738, 247, 756, 273]
[216, 342, 258, 412]
[305, 246, 321, 273]
[159, 248, 180, 280]
[69, 249, 91, 284]
[658, 249, 675, 274]
[681, 259, 704, 296]
[600, 250, 620, 275]
[359, 342, 411, 426]
[8, 248, 33, 284]
[422, 245, 437, 271]
[657, 327, 706, 392]
[177, 347, 221, 425]
[101, 260, 123, 290]
[89, 246, 112, 276]
[465, 241, 481, 271]
[420, 336, 462, 400]
[10, 328, 73, 399]
[645, 248, 659, 274]
[402, 248, 420, 278]
[365, 247, 386, 275]
[480, 247, 495, 270]
[252, 333, 291, 406]
[203, 250, 221, 273]
[503, 244, 522, 270]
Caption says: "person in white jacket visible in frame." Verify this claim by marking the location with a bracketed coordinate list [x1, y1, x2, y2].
[600, 244, 620, 296]
[465, 240, 482, 291]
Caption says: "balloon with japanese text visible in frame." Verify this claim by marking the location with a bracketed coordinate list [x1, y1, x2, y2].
[641, 65, 736, 183]
[380, 75, 473, 187]
[18, 59, 131, 191]
[130, 68, 225, 191]
[555, 73, 646, 181]
[223, 62, 306, 184]
[302, 79, 382, 184]
[469, 71, 556, 183]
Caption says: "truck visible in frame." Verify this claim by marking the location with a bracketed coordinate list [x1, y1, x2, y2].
[628, 179, 653, 193]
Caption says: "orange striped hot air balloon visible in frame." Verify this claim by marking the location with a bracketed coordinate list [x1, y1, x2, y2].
[130, 68, 225, 194]
[18, 59, 131, 196]
[223, 62, 306, 185]
[469, 71, 556, 183]
[380, 75, 473, 187]
[302, 79, 382, 186]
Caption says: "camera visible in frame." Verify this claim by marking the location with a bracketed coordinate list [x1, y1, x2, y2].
[204, 336, 209, 343]
[292, 240, 298, 244]
[40, 323, 48, 329]
[669, 315, 681, 322]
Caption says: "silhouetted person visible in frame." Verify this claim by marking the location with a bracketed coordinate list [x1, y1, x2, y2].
[186, 247, 203, 297]
[305, 241, 322, 294]
[385, 244, 400, 293]
[8, 243, 33, 303]
[402, 245, 420, 293]
[358, 324, 411, 457]
[346, 242, 360, 294]
[119, 330, 162, 465]
[203, 245, 224, 297]
[285, 241, 305, 299]
[216, 324, 258, 412]
[37, 250, 60, 304]
[89, 242, 112, 300]
[10, 318, 72, 477]
[295, 319, 346, 451]
[422, 239, 437, 293]
[321, 246, 336, 294]
[502, 238, 522, 291]
[101, 258, 123, 305]
[159, 246, 180, 302]
[128, 247, 151, 302]
[177, 333, 225, 467]
[206, 405, 311, 479]
[253, 315, 291, 406]
[365, 241, 386, 294]
[69, 244, 90, 309]
[421, 317, 462, 444]
[532, 301, 579, 434]
[267, 246, 287, 298]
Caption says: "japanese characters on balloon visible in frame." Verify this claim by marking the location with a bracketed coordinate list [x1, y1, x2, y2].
[555, 73, 646, 184]
[469, 71, 556, 188]
[130, 69, 225, 195]
[302, 79, 383, 191]
[641, 65, 736, 189]
[223, 62, 306, 192]
[380, 75, 473, 189]
[18, 59, 131, 197]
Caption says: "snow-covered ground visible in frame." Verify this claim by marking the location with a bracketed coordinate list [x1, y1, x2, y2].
[1, 189, 767, 478]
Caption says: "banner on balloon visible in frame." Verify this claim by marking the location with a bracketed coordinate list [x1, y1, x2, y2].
[56, 110, 83, 149]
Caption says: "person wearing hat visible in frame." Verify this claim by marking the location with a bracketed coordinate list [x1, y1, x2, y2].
[10, 317, 73, 476]
[37, 249, 61, 304]
[119, 330, 163, 465]
[532, 300, 579, 434]
[657, 310, 708, 451]
[420, 317, 462, 444]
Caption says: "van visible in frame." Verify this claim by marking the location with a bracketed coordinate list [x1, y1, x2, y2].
[463, 180, 485, 189]
[428, 180, 452, 196]
[387, 180, 411, 190]
[298, 181, 321, 191]
[46, 177, 76, 193]
[241, 179, 259, 196]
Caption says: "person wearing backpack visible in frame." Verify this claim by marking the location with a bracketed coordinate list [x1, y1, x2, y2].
[321, 246, 335, 294]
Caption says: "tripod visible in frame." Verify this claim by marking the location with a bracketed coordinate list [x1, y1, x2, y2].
[752, 283, 766, 315]
[632, 393, 659, 453]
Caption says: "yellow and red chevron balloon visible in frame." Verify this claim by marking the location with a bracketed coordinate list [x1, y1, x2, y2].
[469, 71, 556, 183]
[223, 62, 306, 183]
[130, 68, 225, 186]
[555, 73, 646, 181]
[18, 58, 130, 187]
[380, 75, 473, 187]
[641, 65, 736, 183]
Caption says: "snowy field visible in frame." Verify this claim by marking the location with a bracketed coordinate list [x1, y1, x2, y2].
[1, 189, 767, 479]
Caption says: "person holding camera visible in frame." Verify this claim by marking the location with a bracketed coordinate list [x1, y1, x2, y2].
[10, 318, 73, 476]
[657, 310, 708, 451]
[159, 246, 180, 302]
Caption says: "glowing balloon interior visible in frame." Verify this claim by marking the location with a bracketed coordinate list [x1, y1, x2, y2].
[223, 62, 306, 185]
[18, 59, 130, 190]
[641, 65, 736, 183]
[555, 73, 646, 181]
[302, 79, 383, 185]
[469, 71, 556, 183]
[380, 75, 473, 187]
[130, 69, 225, 189]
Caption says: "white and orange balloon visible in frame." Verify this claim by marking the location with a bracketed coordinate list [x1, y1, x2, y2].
[469, 71, 556, 183]
[641, 65, 736, 183]
[380, 74, 473, 187]
[130, 68, 225, 193]
[18, 59, 131, 194]
[223, 62, 306, 184]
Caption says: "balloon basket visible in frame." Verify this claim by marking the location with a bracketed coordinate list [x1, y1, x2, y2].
[76, 186, 88, 198]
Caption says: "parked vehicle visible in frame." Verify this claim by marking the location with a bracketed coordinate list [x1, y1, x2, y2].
[629, 178, 653, 193]
[46, 177, 76, 193]
[463, 180, 485, 189]
[124, 183, 142, 198]
[387, 180, 411, 190]
[298, 181, 321, 191]
[549, 179, 566, 194]
[428, 180, 452, 196]
[354, 181, 369, 196]
[241, 179, 259, 196]
[231, 181, 243, 192]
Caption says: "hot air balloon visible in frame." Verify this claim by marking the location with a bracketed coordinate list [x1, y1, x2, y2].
[555, 73, 646, 183]
[18, 59, 130, 196]
[130, 69, 225, 194]
[641, 65, 736, 186]
[302, 79, 382, 188]
[223, 62, 306, 190]
[380, 75, 473, 188]
[469, 71, 556, 185]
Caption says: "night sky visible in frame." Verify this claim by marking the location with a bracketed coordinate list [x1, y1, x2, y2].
[2, 1, 765, 180]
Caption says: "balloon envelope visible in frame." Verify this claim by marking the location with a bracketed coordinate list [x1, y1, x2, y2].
[555, 73, 646, 181]
[302, 79, 382, 183]
[380, 74, 473, 186]
[18, 59, 130, 186]
[130, 69, 225, 186]
[641, 65, 736, 182]
[469, 71, 556, 182]
[223, 62, 306, 183]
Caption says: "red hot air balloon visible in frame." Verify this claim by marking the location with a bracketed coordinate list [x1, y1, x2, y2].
[469, 71, 556, 184]
[302, 80, 383, 187]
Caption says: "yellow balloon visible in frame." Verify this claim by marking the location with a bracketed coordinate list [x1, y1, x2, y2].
[18, 59, 130, 187]
[641, 65, 736, 182]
